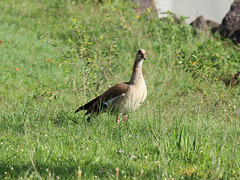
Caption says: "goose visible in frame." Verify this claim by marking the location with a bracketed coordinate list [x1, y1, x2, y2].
[75, 49, 147, 123]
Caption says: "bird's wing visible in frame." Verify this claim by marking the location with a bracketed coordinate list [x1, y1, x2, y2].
[75, 96, 100, 113]
[85, 82, 130, 114]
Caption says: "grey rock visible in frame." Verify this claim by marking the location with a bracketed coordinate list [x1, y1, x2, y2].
[219, 0, 240, 45]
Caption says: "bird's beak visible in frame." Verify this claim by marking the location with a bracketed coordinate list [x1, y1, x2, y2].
[142, 54, 147, 60]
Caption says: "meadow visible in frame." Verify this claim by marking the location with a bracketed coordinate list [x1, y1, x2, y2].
[0, 0, 239, 179]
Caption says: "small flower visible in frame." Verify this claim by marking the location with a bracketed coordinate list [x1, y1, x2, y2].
[114, 45, 117, 48]
[16, 68, 20, 71]
[124, 25, 127, 29]
[233, 106, 236, 109]
[123, 19, 126, 23]
[136, 15, 140, 19]
[106, 14, 109, 17]
[192, 62, 196, 65]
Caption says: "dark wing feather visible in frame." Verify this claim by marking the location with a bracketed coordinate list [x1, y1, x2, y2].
[75, 96, 100, 113]
[86, 82, 129, 115]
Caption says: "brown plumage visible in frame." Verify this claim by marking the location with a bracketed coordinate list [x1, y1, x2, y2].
[75, 82, 129, 115]
[75, 49, 147, 122]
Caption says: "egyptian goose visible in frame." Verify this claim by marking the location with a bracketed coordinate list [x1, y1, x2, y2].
[75, 49, 147, 123]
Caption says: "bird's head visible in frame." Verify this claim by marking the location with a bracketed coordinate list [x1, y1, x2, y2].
[136, 49, 147, 61]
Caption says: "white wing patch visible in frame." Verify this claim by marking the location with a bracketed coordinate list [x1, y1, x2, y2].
[104, 93, 126, 106]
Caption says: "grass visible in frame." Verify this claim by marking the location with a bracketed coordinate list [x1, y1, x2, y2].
[0, 0, 240, 179]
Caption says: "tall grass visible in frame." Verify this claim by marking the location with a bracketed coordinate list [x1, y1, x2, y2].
[0, 0, 239, 179]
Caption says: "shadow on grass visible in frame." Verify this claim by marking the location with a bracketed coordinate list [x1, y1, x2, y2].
[50, 111, 88, 126]
[0, 159, 219, 179]
[1, 160, 155, 179]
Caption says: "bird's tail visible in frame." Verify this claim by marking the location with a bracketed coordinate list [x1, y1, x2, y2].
[75, 96, 100, 113]
[75, 106, 84, 113]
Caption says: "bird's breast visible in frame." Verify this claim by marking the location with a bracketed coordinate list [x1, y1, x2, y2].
[120, 85, 147, 113]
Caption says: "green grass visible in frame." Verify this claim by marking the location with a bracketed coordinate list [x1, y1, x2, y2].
[0, 0, 240, 179]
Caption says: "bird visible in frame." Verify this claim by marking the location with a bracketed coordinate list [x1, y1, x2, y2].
[75, 49, 147, 123]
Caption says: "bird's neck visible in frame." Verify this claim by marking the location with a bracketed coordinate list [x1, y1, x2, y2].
[129, 59, 145, 85]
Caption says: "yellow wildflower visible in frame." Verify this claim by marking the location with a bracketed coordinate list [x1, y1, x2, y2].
[192, 62, 196, 65]
[136, 15, 139, 19]
[123, 19, 126, 23]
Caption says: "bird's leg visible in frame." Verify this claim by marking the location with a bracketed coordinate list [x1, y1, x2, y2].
[124, 116, 127, 123]
[116, 117, 120, 123]
[87, 116, 91, 122]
